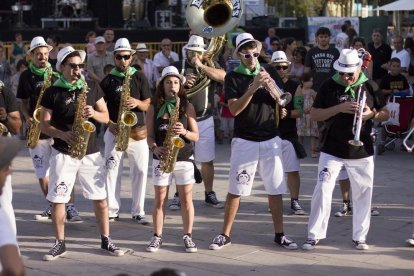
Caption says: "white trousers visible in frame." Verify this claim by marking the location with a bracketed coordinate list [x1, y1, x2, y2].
[0, 175, 16, 236]
[307, 152, 374, 242]
[104, 130, 149, 217]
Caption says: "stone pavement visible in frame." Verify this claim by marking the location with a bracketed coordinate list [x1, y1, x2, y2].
[8, 138, 414, 276]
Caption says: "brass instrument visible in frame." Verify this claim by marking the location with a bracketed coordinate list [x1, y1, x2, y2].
[27, 67, 53, 148]
[403, 127, 414, 152]
[159, 94, 185, 173]
[349, 85, 366, 147]
[184, 0, 243, 98]
[115, 69, 138, 152]
[68, 75, 96, 159]
[0, 123, 7, 135]
[260, 67, 292, 107]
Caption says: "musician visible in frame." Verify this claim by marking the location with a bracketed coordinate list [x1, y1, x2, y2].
[173, 35, 226, 209]
[40, 46, 124, 260]
[17, 36, 82, 222]
[209, 33, 298, 250]
[302, 49, 389, 251]
[100, 38, 151, 223]
[146, 66, 199, 253]
[266, 51, 306, 215]
[0, 137, 25, 276]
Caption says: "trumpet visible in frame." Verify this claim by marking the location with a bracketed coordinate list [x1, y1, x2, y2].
[349, 85, 366, 147]
[403, 127, 414, 152]
[259, 67, 292, 106]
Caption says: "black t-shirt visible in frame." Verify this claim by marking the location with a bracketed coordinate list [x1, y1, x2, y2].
[16, 69, 57, 139]
[265, 65, 300, 139]
[379, 73, 409, 93]
[0, 86, 19, 136]
[100, 70, 151, 127]
[367, 42, 392, 80]
[40, 85, 103, 155]
[152, 101, 193, 161]
[304, 46, 340, 92]
[313, 78, 386, 159]
[173, 60, 217, 119]
[225, 70, 279, 141]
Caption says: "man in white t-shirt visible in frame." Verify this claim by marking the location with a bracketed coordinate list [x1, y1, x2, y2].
[391, 35, 410, 73]
[335, 24, 349, 52]
[153, 38, 179, 74]
[0, 137, 24, 276]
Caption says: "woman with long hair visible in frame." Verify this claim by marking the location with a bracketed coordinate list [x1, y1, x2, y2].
[146, 66, 199, 253]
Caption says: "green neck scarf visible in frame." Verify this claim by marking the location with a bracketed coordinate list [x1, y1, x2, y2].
[53, 75, 85, 91]
[234, 61, 261, 76]
[29, 61, 54, 80]
[157, 97, 177, 119]
[332, 72, 368, 99]
[109, 66, 137, 78]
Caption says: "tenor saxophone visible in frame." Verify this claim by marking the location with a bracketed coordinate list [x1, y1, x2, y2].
[68, 75, 96, 159]
[27, 67, 53, 148]
[115, 69, 138, 152]
[159, 94, 185, 173]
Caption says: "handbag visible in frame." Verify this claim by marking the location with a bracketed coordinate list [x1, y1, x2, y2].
[383, 97, 400, 126]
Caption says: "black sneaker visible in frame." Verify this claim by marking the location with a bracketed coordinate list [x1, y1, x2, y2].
[183, 234, 197, 253]
[291, 199, 305, 215]
[109, 215, 120, 222]
[101, 236, 124, 256]
[275, 235, 298, 250]
[209, 234, 231, 250]
[132, 215, 148, 225]
[334, 202, 352, 217]
[146, 235, 162, 252]
[66, 205, 82, 222]
[34, 205, 52, 221]
[43, 240, 66, 261]
[205, 191, 224, 209]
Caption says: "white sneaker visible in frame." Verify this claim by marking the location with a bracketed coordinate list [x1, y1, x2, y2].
[334, 202, 352, 217]
[146, 235, 162, 252]
[35, 205, 52, 221]
[168, 192, 180, 211]
[406, 237, 414, 246]
[353, 240, 369, 250]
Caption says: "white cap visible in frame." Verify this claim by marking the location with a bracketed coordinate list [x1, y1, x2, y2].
[94, 36, 105, 45]
[113, 38, 136, 54]
[333, 49, 362, 73]
[28, 36, 53, 53]
[56, 46, 86, 72]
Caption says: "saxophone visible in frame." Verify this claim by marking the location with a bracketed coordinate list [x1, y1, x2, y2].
[68, 75, 96, 159]
[27, 67, 53, 148]
[0, 81, 7, 135]
[115, 69, 138, 151]
[159, 94, 185, 173]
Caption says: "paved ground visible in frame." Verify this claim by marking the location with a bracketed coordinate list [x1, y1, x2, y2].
[8, 137, 414, 276]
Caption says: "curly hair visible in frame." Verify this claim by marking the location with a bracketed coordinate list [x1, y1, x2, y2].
[152, 77, 188, 116]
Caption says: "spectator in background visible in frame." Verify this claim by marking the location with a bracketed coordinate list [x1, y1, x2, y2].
[85, 31, 97, 54]
[290, 46, 307, 83]
[46, 35, 60, 70]
[367, 29, 392, 84]
[390, 35, 411, 75]
[380, 57, 410, 98]
[344, 20, 358, 45]
[267, 37, 281, 55]
[0, 44, 12, 87]
[264, 27, 277, 50]
[10, 32, 25, 69]
[104, 28, 115, 52]
[87, 36, 114, 83]
[282, 37, 297, 63]
[404, 37, 414, 76]
[10, 59, 28, 97]
[335, 24, 349, 52]
[153, 38, 179, 74]
[352, 37, 373, 80]
[133, 43, 160, 94]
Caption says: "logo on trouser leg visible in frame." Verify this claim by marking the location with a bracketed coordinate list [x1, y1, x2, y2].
[105, 157, 117, 170]
[55, 182, 68, 197]
[154, 164, 162, 177]
[33, 155, 43, 169]
[319, 168, 331, 182]
[236, 170, 251, 185]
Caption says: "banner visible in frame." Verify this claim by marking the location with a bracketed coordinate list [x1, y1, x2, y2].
[307, 17, 359, 44]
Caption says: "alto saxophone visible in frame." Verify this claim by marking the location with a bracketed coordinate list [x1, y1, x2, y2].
[159, 94, 185, 173]
[0, 81, 7, 135]
[115, 69, 138, 151]
[27, 67, 53, 148]
[68, 75, 96, 159]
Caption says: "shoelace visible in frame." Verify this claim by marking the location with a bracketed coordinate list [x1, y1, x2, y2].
[67, 207, 79, 218]
[49, 241, 63, 255]
[292, 201, 302, 210]
[280, 236, 293, 245]
[207, 193, 219, 204]
[104, 237, 119, 252]
[213, 235, 226, 245]
[183, 236, 195, 248]
[149, 237, 161, 248]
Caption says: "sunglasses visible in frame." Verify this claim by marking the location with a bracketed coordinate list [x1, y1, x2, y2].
[275, 65, 289, 70]
[239, 52, 260, 59]
[115, 54, 131, 60]
[67, 63, 85, 69]
[338, 72, 354, 77]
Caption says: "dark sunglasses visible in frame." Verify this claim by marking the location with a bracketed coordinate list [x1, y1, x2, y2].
[338, 72, 354, 77]
[275, 65, 289, 70]
[67, 63, 85, 69]
[115, 54, 131, 61]
[239, 52, 260, 59]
